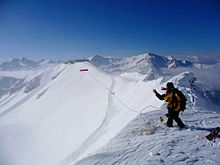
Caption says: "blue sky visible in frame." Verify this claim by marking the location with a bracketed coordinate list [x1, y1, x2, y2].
[0, 0, 220, 60]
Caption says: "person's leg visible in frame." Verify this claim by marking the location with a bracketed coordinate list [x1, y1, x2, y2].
[167, 110, 174, 127]
[173, 111, 185, 128]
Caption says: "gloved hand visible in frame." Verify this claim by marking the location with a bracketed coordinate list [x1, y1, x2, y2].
[153, 89, 157, 94]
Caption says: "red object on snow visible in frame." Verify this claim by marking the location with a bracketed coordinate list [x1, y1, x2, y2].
[80, 69, 89, 72]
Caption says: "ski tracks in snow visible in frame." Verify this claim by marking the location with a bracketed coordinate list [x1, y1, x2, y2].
[61, 77, 116, 165]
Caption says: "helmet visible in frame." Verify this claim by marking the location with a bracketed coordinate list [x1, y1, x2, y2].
[166, 82, 174, 89]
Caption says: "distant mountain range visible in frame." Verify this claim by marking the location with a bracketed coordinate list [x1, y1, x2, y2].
[0, 57, 61, 71]
[176, 55, 220, 65]
[1, 53, 219, 71]
[89, 53, 192, 74]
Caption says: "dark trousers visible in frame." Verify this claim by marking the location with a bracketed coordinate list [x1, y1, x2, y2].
[167, 110, 185, 128]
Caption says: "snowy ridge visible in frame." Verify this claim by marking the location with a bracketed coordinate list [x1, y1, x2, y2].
[76, 109, 220, 165]
[0, 54, 219, 165]
[76, 71, 220, 165]
[0, 62, 164, 165]
[0, 64, 66, 116]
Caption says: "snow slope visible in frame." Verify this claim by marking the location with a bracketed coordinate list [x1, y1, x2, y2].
[0, 54, 220, 165]
[0, 62, 164, 165]
[76, 109, 220, 165]
[76, 72, 220, 165]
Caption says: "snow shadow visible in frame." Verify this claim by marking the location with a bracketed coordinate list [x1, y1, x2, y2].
[36, 88, 49, 99]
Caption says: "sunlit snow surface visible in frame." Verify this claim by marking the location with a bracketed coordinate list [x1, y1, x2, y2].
[76, 71, 220, 165]
[0, 62, 162, 165]
[77, 110, 220, 165]
[0, 60, 219, 165]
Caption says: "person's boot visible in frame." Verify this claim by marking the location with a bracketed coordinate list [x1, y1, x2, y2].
[167, 118, 173, 127]
[167, 123, 174, 127]
[175, 118, 185, 128]
[178, 123, 185, 128]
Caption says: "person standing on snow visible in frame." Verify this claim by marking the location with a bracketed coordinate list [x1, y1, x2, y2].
[153, 82, 185, 128]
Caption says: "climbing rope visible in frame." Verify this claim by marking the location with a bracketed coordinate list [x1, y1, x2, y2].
[87, 72, 162, 116]
[80, 68, 166, 129]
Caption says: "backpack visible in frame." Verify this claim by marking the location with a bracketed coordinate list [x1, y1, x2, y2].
[174, 88, 187, 111]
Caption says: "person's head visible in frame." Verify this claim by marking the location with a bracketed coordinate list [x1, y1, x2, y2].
[166, 82, 174, 90]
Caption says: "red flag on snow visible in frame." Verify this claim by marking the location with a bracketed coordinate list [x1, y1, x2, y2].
[80, 69, 88, 72]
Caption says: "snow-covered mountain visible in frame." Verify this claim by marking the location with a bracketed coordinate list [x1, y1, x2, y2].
[89, 53, 192, 80]
[0, 57, 61, 71]
[0, 57, 39, 71]
[89, 53, 192, 71]
[0, 57, 62, 100]
[89, 53, 220, 90]
[0, 53, 219, 165]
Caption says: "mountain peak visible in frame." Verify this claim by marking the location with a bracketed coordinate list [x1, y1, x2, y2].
[132, 53, 160, 59]
[88, 53, 194, 78]
[89, 55, 114, 67]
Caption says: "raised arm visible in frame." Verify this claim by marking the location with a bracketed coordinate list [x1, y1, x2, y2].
[153, 89, 166, 100]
